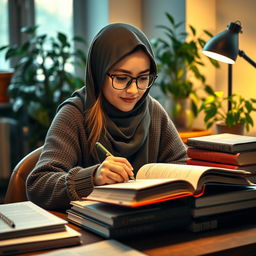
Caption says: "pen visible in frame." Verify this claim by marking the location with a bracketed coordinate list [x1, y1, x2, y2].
[0, 212, 15, 228]
[96, 142, 135, 180]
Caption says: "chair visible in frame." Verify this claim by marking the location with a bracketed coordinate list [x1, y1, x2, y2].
[4, 146, 43, 203]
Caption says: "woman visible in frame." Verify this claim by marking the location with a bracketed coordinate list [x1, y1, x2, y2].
[26, 23, 187, 210]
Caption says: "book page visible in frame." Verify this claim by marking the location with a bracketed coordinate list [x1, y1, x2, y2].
[136, 163, 215, 191]
[38, 239, 146, 256]
[0, 201, 66, 237]
[92, 179, 179, 190]
[0, 226, 80, 247]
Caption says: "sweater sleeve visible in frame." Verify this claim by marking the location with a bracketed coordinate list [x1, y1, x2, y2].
[26, 103, 98, 210]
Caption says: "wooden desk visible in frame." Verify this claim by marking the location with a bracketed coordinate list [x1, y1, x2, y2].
[122, 224, 256, 256]
[22, 211, 256, 256]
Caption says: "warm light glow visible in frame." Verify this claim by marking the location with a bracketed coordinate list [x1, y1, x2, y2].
[203, 50, 235, 64]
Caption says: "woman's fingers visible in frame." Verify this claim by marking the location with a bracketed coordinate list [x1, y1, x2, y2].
[94, 156, 134, 185]
[107, 156, 134, 177]
[100, 158, 129, 181]
[94, 165, 124, 185]
[112, 156, 133, 170]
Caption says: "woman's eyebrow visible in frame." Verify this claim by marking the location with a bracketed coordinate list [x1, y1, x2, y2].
[138, 69, 150, 74]
[111, 69, 150, 74]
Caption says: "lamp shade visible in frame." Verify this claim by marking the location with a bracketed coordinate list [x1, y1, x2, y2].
[203, 22, 242, 64]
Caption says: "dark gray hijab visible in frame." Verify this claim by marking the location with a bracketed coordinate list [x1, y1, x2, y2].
[85, 23, 157, 169]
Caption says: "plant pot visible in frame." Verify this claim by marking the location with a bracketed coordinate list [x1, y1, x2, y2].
[0, 71, 13, 103]
[170, 98, 194, 132]
[215, 121, 244, 135]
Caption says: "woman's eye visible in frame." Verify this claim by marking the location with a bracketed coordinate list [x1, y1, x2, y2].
[116, 76, 129, 82]
[139, 76, 149, 81]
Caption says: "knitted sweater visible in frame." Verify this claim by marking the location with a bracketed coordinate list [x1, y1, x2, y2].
[26, 91, 187, 210]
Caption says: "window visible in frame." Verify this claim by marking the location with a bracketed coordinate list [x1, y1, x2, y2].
[0, 0, 9, 70]
[35, 0, 74, 72]
[35, 0, 73, 38]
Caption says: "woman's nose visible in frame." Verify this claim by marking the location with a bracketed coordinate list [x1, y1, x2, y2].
[126, 80, 138, 94]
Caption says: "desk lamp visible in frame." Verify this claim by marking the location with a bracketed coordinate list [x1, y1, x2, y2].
[202, 21, 256, 110]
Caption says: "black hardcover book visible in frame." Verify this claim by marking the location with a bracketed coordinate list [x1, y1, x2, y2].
[189, 207, 256, 232]
[67, 209, 190, 239]
[70, 199, 190, 228]
[191, 184, 256, 208]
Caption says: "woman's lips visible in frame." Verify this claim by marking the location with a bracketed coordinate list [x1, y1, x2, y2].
[121, 97, 137, 103]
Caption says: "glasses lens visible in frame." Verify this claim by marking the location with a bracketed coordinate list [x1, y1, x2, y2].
[137, 74, 155, 89]
[113, 75, 130, 89]
[111, 74, 156, 90]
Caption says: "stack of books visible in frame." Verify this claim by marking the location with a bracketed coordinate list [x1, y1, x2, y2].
[185, 133, 256, 231]
[67, 200, 191, 238]
[189, 184, 256, 232]
[0, 201, 81, 255]
[186, 133, 256, 177]
[67, 161, 255, 238]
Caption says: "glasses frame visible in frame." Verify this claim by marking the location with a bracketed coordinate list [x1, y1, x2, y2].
[106, 73, 157, 90]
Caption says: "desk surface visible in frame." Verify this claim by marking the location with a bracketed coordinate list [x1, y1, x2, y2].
[18, 210, 256, 256]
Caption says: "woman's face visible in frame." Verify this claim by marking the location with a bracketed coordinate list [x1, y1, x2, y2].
[102, 49, 151, 112]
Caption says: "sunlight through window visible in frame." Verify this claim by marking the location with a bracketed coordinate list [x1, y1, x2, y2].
[0, 0, 9, 70]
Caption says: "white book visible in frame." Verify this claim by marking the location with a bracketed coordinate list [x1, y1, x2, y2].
[0, 225, 81, 255]
[85, 163, 254, 207]
[0, 201, 67, 240]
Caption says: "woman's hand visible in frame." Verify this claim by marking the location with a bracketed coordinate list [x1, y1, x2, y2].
[94, 156, 134, 185]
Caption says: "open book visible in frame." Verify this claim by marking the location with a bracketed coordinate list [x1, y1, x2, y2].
[85, 163, 255, 207]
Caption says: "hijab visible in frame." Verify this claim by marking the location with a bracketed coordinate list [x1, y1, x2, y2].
[85, 23, 157, 169]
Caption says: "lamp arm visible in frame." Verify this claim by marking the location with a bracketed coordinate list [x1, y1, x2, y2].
[238, 50, 256, 68]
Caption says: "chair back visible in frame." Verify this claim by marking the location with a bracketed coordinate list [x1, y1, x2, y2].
[4, 146, 43, 203]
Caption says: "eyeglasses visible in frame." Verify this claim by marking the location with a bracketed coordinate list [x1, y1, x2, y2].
[107, 73, 157, 90]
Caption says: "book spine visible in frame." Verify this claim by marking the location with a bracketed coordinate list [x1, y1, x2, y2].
[109, 217, 189, 238]
[113, 211, 163, 227]
[187, 140, 234, 153]
[72, 201, 190, 228]
[68, 213, 189, 239]
[188, 219, 218, 232]
[186, 159, 239, 169]
[112, 205, 189, 228]
[189, 208, 256, 233]
[187, 148, 239, 165]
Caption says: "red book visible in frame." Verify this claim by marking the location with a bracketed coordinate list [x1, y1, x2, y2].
[186, 159, 256, 171]
[187, 147, 256, 166]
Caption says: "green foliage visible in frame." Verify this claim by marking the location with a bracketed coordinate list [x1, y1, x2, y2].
[0, 25, 87, 149]
[200, 90, 256, 131]
[151, 12, 219, 119]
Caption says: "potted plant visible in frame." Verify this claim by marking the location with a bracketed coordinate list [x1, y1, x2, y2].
[0, 26, 87, 150]
[151, 12, 219, 131]
[199, 89, 256, 134]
